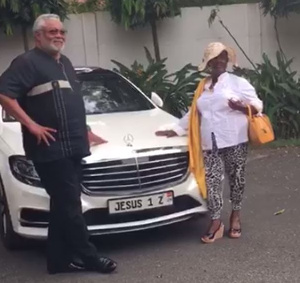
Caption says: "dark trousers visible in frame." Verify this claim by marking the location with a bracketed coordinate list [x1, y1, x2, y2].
[34, 157, 98, 271]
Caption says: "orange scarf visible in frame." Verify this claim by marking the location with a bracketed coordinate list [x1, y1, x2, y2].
[188, 78, 207, 199]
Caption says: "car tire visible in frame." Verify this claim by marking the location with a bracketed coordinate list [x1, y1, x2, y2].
[0, 178, 25, 250]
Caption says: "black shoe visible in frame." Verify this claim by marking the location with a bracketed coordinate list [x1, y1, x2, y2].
[48, 261, 86, 275]
[86, 256, 117, 274]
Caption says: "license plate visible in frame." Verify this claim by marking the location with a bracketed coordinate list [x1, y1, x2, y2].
[108, 191, 174, 214]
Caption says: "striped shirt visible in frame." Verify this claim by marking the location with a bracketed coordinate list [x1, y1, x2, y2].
[0, 48, 90, 162]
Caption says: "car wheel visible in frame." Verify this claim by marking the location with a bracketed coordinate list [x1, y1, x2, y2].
[0, 179, 24, 250]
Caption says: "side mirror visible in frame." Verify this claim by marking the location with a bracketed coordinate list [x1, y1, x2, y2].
[151, 92, 163, 108]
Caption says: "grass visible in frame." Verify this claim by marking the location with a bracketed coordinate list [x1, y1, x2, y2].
[251, 139, 300, 149]
[266, 139, 300, 148]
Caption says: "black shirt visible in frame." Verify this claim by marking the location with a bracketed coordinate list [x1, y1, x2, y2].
[0, 48, 90, 162]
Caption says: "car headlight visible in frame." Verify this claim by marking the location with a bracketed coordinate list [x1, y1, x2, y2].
[9, 155, 43, 188]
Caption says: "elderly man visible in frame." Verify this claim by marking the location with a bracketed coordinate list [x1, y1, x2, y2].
[0, 14, 117, 274]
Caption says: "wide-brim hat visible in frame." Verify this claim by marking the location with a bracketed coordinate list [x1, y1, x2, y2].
[198, 42, 238, 72]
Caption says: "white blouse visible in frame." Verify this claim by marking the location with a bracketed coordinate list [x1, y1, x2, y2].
[173, 72, 263, 150]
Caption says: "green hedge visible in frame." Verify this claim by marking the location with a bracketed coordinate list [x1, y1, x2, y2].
[180, 0, 259, 7]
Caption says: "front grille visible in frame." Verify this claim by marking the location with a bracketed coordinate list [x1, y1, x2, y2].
[82, 151, 189, 194]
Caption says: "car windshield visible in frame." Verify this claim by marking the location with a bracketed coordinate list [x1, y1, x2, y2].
[2, 71, 155, 122]
[78, 72, 155, 115]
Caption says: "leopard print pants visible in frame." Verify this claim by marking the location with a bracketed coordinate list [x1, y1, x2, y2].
[203, 138, 248, 220]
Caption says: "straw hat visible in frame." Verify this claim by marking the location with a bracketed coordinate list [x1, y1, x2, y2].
[198, 42, 238, 72]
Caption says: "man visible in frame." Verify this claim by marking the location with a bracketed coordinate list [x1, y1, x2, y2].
[0, 14, 117, 274]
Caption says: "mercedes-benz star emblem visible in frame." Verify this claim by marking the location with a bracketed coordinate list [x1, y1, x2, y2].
[123, 134, 134, 147]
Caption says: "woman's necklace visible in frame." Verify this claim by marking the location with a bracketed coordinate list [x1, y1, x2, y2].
[208, 75, 219, 92]
[208, 80, 217, 92]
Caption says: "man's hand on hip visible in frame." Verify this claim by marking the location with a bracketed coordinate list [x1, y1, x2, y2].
[28, 122, 57, 146]
[0, 95, 56, 146]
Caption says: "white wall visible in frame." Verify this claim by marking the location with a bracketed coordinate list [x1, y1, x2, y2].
[1, 4, 300, 74]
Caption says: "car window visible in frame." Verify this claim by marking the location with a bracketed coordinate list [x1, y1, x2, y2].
[78, 72, 155, 115]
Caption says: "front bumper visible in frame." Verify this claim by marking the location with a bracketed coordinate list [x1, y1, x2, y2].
[4, 172, 207, 240]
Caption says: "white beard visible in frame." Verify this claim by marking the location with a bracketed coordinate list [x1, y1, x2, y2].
[49, 42, 65, 52]
[41, 41, 65, 53]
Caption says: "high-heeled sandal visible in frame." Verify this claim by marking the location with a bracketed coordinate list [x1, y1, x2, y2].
[228, 227, 242, 239]
[229, 213, 242, 239]
[201, 222, 224, 244]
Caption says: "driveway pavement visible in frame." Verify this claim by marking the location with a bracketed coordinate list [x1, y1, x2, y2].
[1, 147, 299, 283]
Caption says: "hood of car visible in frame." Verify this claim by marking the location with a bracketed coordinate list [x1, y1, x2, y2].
[0, 109, 188, 160]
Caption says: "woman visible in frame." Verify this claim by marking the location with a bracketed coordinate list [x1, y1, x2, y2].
[156, 42, 263, 243]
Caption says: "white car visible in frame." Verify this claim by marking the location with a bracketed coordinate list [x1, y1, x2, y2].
[0, 67, 207, 249]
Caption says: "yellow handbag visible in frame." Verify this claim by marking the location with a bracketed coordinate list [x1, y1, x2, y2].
[247, 105, 275, 146]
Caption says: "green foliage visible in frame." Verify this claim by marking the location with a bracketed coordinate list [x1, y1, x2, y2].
[233, 52, 300, 140]
[260, 0, 300, 17]
[68, 0, 106, 14]
[180, 0, 258, 7]
[106, 0, 181, 29]
[0, 0, 69, 35]
[112, 47, 203, 117]
[106, 0, 181, 61]
[259, 1, 300, 66]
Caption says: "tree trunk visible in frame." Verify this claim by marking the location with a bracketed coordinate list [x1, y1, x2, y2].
[150, 18, 161, 62]
[274, 17, 287, 58]
[21, 26, 29, 52]
[217, 17, 257, 71]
